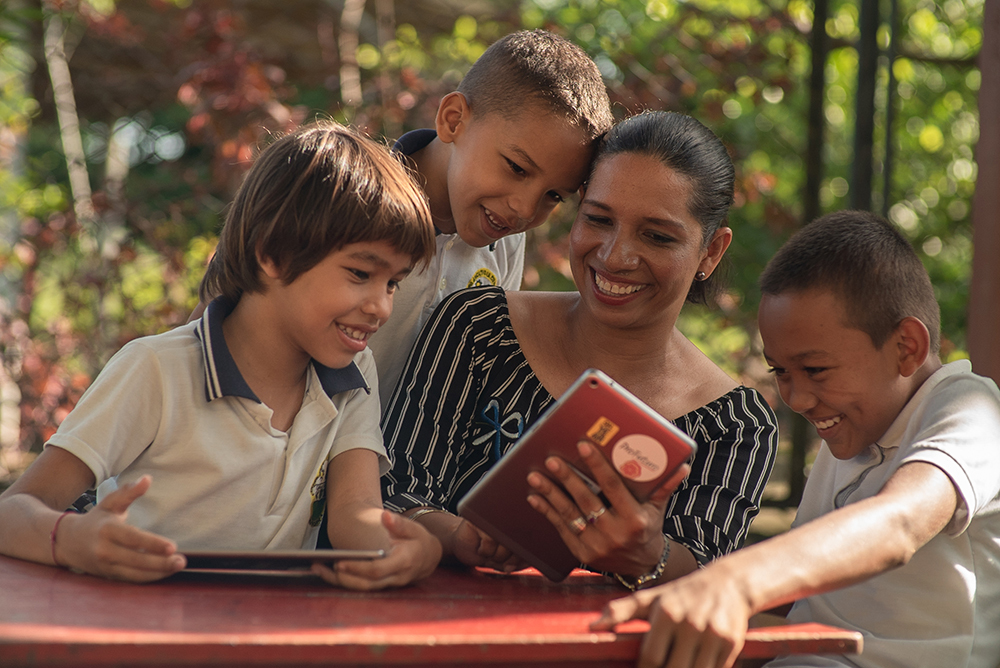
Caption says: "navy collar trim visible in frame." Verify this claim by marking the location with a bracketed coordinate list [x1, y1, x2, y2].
[196, 297, 369, 403]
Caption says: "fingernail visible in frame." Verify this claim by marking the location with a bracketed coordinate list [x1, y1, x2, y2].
[527, 472, 541, 488]
[526, 495, 539, 509]
[545, 457, 559, 473]
[578, 441, 593, 457]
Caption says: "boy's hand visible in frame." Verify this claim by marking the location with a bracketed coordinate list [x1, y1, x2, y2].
[58, 475, 186, 582]
[590, 566, 751, 668]
[312, 511, 442, 590]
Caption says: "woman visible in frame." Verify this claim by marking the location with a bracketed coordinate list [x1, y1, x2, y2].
[380, 111, 778, 587]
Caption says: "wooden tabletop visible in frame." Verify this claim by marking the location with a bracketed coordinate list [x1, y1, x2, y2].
[0, 555, 861, 667]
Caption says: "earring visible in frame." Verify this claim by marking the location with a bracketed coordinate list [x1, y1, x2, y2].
[695, 271, 707, 281]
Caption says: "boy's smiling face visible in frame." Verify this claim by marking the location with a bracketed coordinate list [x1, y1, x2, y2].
[436, 95, 592, 247]
[263, 240, 413, 370]
[758, 288, 915, 460]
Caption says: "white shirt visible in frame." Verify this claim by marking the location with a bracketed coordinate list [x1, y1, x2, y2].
[47, 298, 388, 550]
[768, 360, 1000, 668]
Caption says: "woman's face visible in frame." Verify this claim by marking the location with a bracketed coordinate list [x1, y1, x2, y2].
[569, 152, 731, 330]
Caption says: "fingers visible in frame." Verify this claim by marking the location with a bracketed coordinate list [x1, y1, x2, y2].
[590, 589, 656, 630]
[96, 475, 152, 515]
[575, 442, 640, 512]
[647, 463, 691, 508]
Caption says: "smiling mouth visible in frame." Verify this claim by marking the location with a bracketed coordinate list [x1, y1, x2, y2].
[484, 208, 512, 235]
[594, 272, 646, 296]
[812, 415, 843, 430]
[339, 325, 373, 342]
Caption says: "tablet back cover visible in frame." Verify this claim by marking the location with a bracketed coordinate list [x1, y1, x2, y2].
[457, 369, 696, 581]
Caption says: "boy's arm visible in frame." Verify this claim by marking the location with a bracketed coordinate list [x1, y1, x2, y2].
[0, 447, 184, 581]
[317, 448, 441, 590]
[592, 460, 958, 668]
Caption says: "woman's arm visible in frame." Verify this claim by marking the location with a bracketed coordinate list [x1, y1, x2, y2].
[380, 288, 520, 569]
[591, 461, 958, 668]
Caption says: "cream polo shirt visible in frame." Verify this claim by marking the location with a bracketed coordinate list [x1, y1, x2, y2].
[368, 230, 525, 411]
[47, 297, 388, 550]
[768, 360, 1000, 668]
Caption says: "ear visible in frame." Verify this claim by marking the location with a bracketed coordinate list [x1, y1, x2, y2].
[257, 251, 283, 281]
[893, 316, 931, 377]
[696, 226, 733, 279]
[435, 92, 471, 144]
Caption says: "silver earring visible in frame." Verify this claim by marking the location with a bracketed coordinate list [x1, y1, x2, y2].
[695, 271, 707, 281]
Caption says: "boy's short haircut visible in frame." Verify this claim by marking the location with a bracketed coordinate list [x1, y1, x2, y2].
[200, 121, 435, 303]
[457, 29, 613, 141]
[759, 210, 941, 353]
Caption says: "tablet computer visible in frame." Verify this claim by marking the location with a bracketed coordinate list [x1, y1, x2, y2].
[182, 548, 385, 572]
[457, 369, 696, 582]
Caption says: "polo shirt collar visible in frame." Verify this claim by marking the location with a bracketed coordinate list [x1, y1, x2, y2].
[196, 296, 370, 403]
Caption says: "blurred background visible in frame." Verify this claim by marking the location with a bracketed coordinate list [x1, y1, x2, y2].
[0, 0, 986, 520]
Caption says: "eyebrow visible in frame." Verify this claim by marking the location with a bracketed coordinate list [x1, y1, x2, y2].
[580, 199, 688, 231]
[762, 350, 830, 364]
[346, 250, 413, 275]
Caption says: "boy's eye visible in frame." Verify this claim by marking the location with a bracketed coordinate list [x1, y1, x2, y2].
[348, 268, 369, 280]
[505, 158, 526, 176]
[547, 191, 564, 203]
[387, 279, 400, 292]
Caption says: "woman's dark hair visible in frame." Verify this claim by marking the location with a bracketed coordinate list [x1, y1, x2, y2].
[592, 111, 734, 304]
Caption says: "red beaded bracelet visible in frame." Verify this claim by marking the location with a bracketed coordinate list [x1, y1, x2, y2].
[50, 510, 73, 568]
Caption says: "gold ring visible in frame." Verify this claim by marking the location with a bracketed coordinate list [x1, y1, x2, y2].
[569, 516, 587, 535]
[586, 506, 607, 524]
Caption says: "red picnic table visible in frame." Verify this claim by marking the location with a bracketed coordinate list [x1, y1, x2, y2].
[0, 554, 861, 667]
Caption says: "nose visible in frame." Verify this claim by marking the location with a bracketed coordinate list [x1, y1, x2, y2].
[597, 228, 640, 271]
[507, 188, 547, 228]
[363, 287, 393, 323]
[779, 376, 818, 415]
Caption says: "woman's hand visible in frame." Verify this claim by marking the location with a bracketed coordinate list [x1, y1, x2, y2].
[415, 509, 524, 572]
[313, 510, 442, 590]
[526, 440, 690, 577]
[58, 476, 186, 582]
[589, 565, 751, 668]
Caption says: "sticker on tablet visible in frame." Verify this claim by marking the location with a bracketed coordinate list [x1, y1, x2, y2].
[611, 434, 667, 482]
[587, 417, 620, 447]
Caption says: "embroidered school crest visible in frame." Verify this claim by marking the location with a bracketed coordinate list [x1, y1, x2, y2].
[467, 268, 499, 288]
[309, 458, 330, 527]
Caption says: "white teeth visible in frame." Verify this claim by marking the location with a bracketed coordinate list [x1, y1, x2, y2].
[813, 416, 842, 430]
[484, 209, 505, 231]
[340, 326, 369, 341]
[594, 273, 645, 296]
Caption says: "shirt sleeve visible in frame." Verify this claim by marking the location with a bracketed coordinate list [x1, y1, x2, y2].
[665, 387, 779, 564]
[46, 339, 166, 485]
[381, 288, 505, 512]
[897, 372, 1000, 535]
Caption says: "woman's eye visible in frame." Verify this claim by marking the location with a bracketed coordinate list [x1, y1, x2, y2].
[767, 366, 786, 377]
[805, 367, 827, 376]
[505, 158, 526, 176]
[647, 232, 673, 245]
[585, 214, 611, 226]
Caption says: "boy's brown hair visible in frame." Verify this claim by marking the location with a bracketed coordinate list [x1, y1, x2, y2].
[759, 210, 941, 353]
[199, 121, 435, 303]
[458, 29, 613, 141]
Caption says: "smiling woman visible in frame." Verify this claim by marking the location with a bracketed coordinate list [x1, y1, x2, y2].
[380, 111, 779, 588]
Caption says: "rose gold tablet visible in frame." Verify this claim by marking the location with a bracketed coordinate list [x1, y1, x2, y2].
[457, 369, 696, 581]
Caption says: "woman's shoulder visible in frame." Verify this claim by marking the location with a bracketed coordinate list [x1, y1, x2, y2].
[679, 385, 778, 429]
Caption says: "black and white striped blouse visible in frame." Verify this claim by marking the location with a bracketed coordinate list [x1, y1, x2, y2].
[381, 287, 778, 564]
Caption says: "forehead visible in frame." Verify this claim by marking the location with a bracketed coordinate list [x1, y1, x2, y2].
[758, 289, 876, 359]
[584, 153, 697, 219]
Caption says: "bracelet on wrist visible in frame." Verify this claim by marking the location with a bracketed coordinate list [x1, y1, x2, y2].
[407, 506, 449, 522]
[613, 537, 671, 591]
[50, 510, 74, 568]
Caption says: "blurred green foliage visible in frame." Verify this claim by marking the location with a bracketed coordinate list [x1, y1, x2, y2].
[0, 0, 983, 473]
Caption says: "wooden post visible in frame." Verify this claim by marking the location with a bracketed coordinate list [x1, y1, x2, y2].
[969, 0, 1000, 383]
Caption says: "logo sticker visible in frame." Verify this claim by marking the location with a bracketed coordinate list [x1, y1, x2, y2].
[467, 268, 499, 287]
[611, 434, 667, 482]
[587, 417, 620, 447]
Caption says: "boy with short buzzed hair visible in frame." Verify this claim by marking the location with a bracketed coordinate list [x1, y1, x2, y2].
[370, 28, 613, 409]
[593, 210, 1000, 668]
